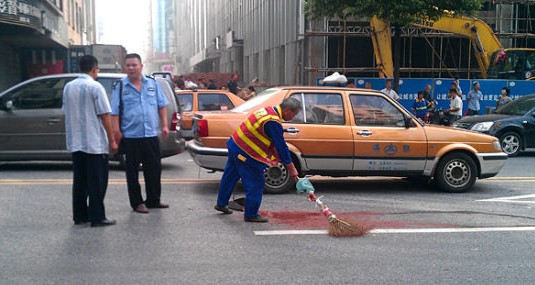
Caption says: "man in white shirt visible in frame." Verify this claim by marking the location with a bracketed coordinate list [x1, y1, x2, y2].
[381, 79, 400, 101]
[62, 55, 118, 227]
[444, 88, 463, 126]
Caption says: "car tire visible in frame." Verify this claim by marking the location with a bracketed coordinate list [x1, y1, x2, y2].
[263, 162, 296, 194]
[434, 152, 477, 193]
[499, 132, 522, 157]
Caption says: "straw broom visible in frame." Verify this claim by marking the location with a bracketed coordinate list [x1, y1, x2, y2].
[297, 178, 370, 237]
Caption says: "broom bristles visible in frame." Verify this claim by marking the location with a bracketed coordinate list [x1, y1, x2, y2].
[328, 217, 371, 237]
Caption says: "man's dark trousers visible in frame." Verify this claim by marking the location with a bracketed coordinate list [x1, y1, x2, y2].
[467, 109, 479, 116]
[123, 137, 162, 209]
[72, 152, 109, 223]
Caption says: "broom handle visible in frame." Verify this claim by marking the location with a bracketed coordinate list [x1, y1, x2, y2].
[307, 191, 317, 202]
[307, 190, 337, 222]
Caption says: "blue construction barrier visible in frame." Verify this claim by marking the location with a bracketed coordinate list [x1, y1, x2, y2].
[317, 77, 534, 114]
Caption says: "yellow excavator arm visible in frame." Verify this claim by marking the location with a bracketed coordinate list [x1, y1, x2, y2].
[370, 14, 503, 79]
[370, 16, 393, 78]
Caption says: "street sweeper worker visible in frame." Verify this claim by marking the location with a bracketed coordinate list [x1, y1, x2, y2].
[214, 97, 302, 222]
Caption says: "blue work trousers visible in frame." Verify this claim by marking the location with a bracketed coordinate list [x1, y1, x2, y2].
[216, 148, 266, 218]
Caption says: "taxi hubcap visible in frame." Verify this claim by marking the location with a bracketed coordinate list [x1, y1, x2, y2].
[444, 160, 470, 186]
[264, 164, 288, 187]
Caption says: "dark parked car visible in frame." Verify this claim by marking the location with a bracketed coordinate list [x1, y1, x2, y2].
[453, 94, 535, 156]
[0, 73, 185, 162]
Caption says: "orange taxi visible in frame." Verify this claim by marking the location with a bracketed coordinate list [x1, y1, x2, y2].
[175, 89, 244, 139]
[187, 86, 507, 193]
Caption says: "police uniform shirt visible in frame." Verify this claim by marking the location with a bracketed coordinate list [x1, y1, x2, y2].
[111, 74, 168, 138]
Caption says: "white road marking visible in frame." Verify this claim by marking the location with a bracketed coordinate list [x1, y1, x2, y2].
[254, 226, 535, 236]
[477, 194, 535, 204]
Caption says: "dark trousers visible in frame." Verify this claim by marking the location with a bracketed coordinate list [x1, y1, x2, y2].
[467, 109, 479, 116]
[72, 152, 109, 223]
[123, 137, 162, 208]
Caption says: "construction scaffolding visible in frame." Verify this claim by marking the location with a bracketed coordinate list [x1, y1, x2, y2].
[303, 0, 535, 81]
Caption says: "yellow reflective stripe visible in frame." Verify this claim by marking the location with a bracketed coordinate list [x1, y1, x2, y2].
[253, 115, 280, 128]
[244, 119, 271, 146]
[274, 105, 283, 119]
[236, 127, 268, 158]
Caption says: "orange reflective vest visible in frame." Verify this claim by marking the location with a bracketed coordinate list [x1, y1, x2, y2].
[232, 105, 282, 166]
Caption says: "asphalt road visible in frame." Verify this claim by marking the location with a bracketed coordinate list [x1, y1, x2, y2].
[0, 151, 534, 285]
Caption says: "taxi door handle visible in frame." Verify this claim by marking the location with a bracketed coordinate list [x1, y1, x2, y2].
[284, 127, 300, 134]
[47, 118, 61, 125]
[356, 130, 372, 136]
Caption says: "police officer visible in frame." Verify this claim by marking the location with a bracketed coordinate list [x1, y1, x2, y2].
[214, 98, 301, 222]
[111, 53, 170, 214]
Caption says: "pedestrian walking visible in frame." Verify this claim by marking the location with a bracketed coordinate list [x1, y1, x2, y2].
[496, 87, 512, 109]
[62, 55, 118, 227]
[214, 98, 301, 222]
[208, 79, 217, 89]
[422, 84, 435, 106]
[412, 91, 433, 122]
[226, 73, 241, 95]
[467, 81, 482, 115]
[111, 53, 170, 214]
[444, 88, 463, 125]
[381, 79, 400, 101]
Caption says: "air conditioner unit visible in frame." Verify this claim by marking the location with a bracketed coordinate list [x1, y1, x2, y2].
[226, 31, 234, 49]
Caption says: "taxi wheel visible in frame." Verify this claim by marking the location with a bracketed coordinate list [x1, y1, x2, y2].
[263, 163, 295, 194]
[435, 152, 477, 193]
[499, 132, 522, 157]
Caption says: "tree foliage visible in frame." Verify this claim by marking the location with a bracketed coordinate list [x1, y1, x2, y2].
[305, 0, 484, 26]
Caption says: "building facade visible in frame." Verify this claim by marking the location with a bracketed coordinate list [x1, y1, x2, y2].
[315, 0, 535, 80]
[144, 0, 178, 74]
[174, 0, 306, 85]
[173, 0, 535, 86]
[0, 0, 96, 90]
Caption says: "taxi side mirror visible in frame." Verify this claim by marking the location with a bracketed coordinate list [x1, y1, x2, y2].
[404, 115, 414, 128]
[3, 100, 13, 112]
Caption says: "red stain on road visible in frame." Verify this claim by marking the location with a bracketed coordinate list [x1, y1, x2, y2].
[259, 210, 457, 230]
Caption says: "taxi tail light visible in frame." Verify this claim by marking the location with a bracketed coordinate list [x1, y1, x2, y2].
[170, 112, 181, 131]
[195, 119, 209, 137]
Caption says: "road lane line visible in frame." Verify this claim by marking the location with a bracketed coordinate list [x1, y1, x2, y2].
[477, 194, 535, 204]
[254, 226, 535, 236]
[480, 180, 535, 182]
